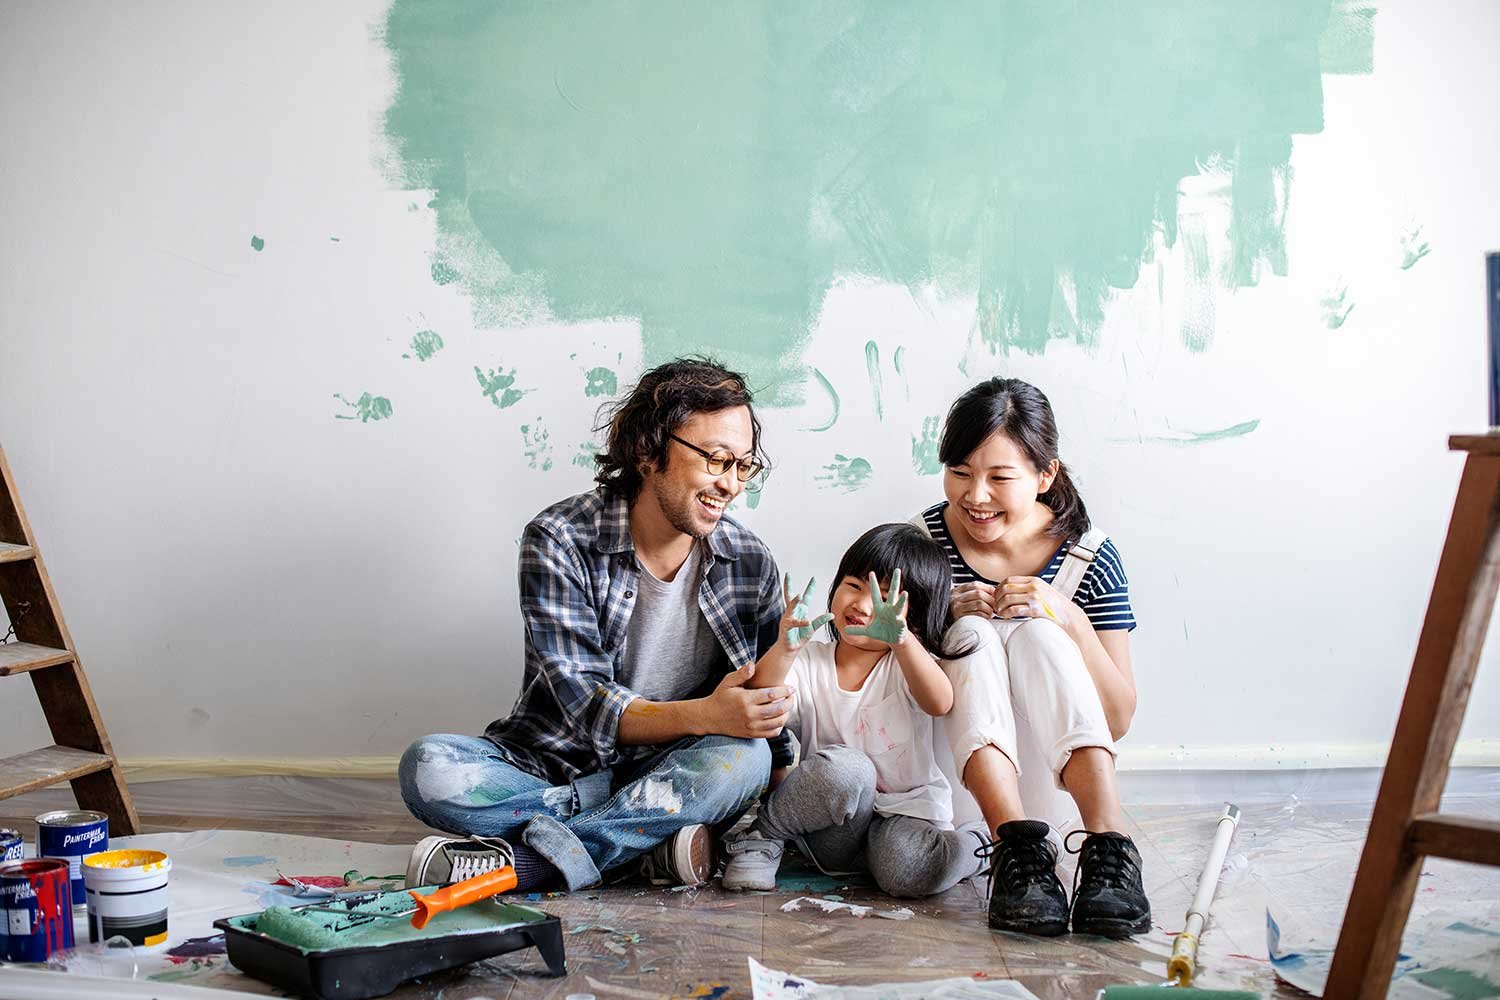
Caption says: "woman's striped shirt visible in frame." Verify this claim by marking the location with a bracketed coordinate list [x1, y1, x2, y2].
[919, 502, 1137, 632]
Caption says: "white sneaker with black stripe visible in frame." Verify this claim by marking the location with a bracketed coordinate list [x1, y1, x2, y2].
[638, 824, 713, 886]
[407, 835, 515, 887]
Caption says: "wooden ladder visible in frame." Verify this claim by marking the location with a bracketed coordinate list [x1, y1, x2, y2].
[1326, 433, 1500, 998]
[0, 443, 139, 835]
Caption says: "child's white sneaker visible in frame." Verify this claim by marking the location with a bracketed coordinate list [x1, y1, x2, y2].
[721, 833, 784, 891]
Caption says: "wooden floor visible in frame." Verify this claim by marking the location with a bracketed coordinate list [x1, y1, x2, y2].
[5, 776, 1498, 999]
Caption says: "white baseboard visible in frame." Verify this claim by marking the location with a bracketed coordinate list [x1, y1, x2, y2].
[116, 739, 1500, 782]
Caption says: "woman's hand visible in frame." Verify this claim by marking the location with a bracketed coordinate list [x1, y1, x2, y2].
[996, 576, 1072, 627]
[951, 581, 998, 619]
[779, 574, 833, 652]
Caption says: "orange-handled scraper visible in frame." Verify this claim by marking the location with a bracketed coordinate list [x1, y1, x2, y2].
[408, 866, 518, 929]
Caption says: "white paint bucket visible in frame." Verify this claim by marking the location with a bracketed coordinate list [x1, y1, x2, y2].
[82, 849, 170, 947]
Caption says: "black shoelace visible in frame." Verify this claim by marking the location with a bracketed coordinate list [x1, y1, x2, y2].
[974, 836, 1057, 894]
[1064, 830, 1140, 899]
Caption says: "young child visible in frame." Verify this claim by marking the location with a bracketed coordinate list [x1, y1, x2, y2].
[720, 523, 985, 897]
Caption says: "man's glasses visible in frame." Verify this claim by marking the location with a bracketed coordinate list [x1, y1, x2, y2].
[669, 434, 768, 491]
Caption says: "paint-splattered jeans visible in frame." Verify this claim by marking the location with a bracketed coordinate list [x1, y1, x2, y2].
[399, 733, 770, 890]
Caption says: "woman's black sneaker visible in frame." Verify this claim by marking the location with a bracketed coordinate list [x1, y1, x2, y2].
[1066, 830, 1151, 937]
[975, 820, 1070, 936]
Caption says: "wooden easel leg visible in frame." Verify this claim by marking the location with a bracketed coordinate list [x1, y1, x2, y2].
[1326, 454, 1500, 998]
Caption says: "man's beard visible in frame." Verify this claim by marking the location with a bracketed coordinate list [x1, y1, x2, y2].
[653, 477, 714, 539]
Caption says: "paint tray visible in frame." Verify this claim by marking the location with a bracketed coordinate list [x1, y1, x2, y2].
[214, 889, 565, 1000]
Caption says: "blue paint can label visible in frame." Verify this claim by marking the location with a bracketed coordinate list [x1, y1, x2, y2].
[36, 810, 108, 907]
[0, 828, 21, 863]
[0, 858, 74, 962]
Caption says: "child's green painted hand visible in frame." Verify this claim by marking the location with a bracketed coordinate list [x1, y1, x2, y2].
[781, 573, 833, 650]
[843, 570, 910, 646]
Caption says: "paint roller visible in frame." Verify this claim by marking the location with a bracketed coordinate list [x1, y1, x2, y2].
[1100, 804, 1251, 1000]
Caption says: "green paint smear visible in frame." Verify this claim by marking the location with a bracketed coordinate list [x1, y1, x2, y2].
[380, 2, 1372, 391]
[475, 365, 530, 408]
[804, 368, 840, 433]
[816, 454, 872, 492]
[1321, 282, 1354, 329]
[893, 345, 910, 401]
[572, 441, 600, 469]
[1132, 418, 1261, 446]
[584, 366, 618, 397]
[864, 340, 884, 421]
[911, 415, 942, 475]
[1409, 967, 1500, 1000]
[522, 419, 554, 470]
[249, 235, 264, 252]
[405, 329, 445, 361]
[334, 392, 393, 422]
[1400, 224, 1431, 270]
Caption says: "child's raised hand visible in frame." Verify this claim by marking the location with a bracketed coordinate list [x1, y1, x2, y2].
[781, 573, 833, 651]
[843, 570, 910, 646]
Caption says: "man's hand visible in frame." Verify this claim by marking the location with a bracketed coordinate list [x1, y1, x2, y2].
[698, 661, 791, 738]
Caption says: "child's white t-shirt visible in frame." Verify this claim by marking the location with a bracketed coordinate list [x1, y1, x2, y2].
[785, 641, 952, 827]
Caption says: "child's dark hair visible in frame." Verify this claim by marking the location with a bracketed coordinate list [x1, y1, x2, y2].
[593, 356, 767, 500]
[938, 377, 1090, 540]
[827, 524, 974, 659]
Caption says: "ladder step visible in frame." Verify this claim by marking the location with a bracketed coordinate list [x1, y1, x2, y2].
[1409, 812, 1500, 867]
[0, 641, 73, 676]
[0, 541, 35, 563]
[0, 745, 116, 801]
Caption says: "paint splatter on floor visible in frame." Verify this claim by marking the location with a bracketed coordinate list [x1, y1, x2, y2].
[222, 855, 276, 868]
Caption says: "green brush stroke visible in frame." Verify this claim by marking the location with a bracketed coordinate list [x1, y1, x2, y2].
[1400, 224, 1431, 270]
[333, 392, 392, 422]
[522, 420, 554, 470]
[584, 366, 618, 397]
[1321, 282, 1355, 329]
[571, 441, 600, 469]
[893, 345, 910, 401]
[912, 416, 942, 475]
[1127, 419, 1261, 446]
[864, 340, 884, 421]
[475, 365, 531, 409]
[816, 454, 872, 493]
[404, 329, 445, 361]
[1409, 968, 1500, 1000]
[1180, 216, 1215, 353]
[380, 2, 1371, 387]
[803, 368, 840, 433]
[1318, 0, 1377, 74]
[249, 235, 264, 252]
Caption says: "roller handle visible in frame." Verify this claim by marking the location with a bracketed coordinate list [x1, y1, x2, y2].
[409, 865, 518, 929]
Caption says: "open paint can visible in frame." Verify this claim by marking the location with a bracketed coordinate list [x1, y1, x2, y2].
[36, 809, 108, 907]
[0, 857, 74, 962]
[0, 828, 21, 863]
[83, 849, 170, 947]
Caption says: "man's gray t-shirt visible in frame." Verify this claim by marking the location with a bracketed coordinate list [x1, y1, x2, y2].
[618, 541, 720, 702]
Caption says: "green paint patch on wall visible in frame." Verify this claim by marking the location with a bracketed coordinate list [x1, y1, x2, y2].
[404, 329, 445, 361]
[1130, 419, 1261, 446]
[522, 420, 554, 470]
[475, 365, 531, 409]
[584, 366, 618, 397]
[381, 2, 1373, 391]
[1321, 282, 1355, 329]
[249, 235, 264, 252]
[911, 416, 942, 475]
[334, 392, 393, 422]
[816, 454, 873, 492]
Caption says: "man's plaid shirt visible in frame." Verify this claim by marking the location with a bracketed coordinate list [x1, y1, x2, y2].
[485, 487, 790, 783]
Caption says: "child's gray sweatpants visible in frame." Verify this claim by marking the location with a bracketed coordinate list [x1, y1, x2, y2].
[752, 743, 984, 898]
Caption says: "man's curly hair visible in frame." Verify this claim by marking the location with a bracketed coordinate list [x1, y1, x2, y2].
[594, 356, 765, 500]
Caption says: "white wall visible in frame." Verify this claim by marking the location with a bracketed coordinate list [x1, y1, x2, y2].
[1, 0, 1497, 770]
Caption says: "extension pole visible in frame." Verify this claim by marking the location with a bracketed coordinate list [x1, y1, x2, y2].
[1167, 803, 1242, 986]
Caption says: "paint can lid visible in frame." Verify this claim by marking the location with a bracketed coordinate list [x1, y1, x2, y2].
[36, 810, 109, 827]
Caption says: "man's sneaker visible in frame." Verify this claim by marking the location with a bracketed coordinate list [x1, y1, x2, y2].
[639, 824, 713, 886]
[720, 833, 784, 892]
[1066, 830, 1152, 938]
[407, 835, 515, 887]
[975, 819, 1070, 936]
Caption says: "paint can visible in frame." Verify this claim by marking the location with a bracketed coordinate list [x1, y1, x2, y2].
[0, 828, 22, 863]
[0, 858, 75, 962]
[36, 809, 107, 907]
[83, 849, 170, 947]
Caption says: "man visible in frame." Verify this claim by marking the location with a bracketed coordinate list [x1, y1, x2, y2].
[399, 357, 792, 892]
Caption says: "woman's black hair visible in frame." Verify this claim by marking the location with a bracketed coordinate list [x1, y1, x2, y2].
[937, 377, 1090, 540]
[826, 524, 974, 660]
[593, 356, 767, 500]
